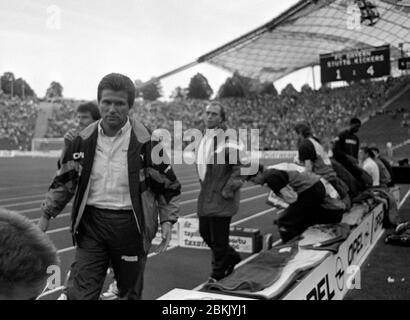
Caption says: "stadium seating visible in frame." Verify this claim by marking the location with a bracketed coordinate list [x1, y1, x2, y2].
[0, 95, 38, 150]
[359, 79, 410, 150]
[1, 76, 408, 152]
[44, 100, 80, 139]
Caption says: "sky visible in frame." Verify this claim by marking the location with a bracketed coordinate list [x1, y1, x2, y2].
[0, 0, 317, 100]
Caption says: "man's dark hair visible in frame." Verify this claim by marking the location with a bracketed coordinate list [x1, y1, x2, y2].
[0, 208, 58, 298]
[97, 73, 136, 108]
[370, 146, 380, 154]
[208, 101, 226, 122]
[77, 102, 100, 120]
[294, 121, 312, 138]
[361, 146, 375, 158]
[350, 117, 362, 126]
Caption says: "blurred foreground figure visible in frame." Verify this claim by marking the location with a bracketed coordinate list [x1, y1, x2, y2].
[0, 207, 58, 300]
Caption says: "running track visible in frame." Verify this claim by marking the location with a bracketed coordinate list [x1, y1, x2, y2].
[0, 157, 284, 299]
[1, 157, 408, 300]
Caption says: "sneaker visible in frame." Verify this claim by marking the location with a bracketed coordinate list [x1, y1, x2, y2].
[207, 277, 217, 284]
[395, 221, 410, 234]
[57, 293, 68, 300]
[100, 281, 119, 300]
[224, 253, 242, 278]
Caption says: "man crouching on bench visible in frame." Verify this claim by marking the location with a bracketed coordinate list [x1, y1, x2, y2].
[247, 166, 343, 242]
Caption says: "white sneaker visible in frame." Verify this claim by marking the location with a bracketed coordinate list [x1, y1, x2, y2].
[100, 281, 118, 300]
[57, 293, 68, 300]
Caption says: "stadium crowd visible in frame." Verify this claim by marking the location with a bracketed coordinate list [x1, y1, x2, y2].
[127, 77, 409, 150]
[44, 100, 82, 139]
[1, 76, 409, 151]
[0, 94, 38, 150]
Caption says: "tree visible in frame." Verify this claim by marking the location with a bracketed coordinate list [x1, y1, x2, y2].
[217, 71, 248, 98]
[134, 79, 144, 99]
[1, 72, 15, 96]
[301, 83, 313, 94]
[14, 78, 36, 98]
[217, 72, 276, 98]
[280, 83, 298, 97]
[170, 86, 188, 100]
[141, 79, 162, 101]
[46, 81, 63, 98]
[0, 72, 36, 98]
[187, 73, 213, 99]
[260, 82, 278, 96]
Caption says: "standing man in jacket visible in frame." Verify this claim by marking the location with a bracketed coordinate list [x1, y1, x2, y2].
[196, 101, 243, 282]
[38, 73, 181, 300]
[333, 117, 361, 160]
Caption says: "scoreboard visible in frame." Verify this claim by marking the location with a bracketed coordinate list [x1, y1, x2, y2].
[398, 57, 410, 70]
[320, 45, 391, 83]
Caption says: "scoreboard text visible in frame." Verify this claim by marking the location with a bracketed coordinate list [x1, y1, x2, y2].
[320, 45, 391, 83]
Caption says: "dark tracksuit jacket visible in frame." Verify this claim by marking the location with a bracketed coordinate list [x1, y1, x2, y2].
[196, 128, 245, 218]
[41, 117, 181, 255]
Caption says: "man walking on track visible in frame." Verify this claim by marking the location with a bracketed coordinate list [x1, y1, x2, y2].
[196, 101, 243, 282]
[38, 73, 181, 300]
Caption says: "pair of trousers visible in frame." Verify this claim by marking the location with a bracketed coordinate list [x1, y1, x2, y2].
[67, 206, 146, 300]
[276, 181, 326, 242]
[199, 216, 240, 279]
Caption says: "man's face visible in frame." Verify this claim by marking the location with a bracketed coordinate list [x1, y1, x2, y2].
[296, 131, 304, 144]
[350, 123, 361, 133]
[205, 104, 223, 129]
[77, 112, 94, 129]
[358, 149, 365, 161]
[99, 89, 130, 130]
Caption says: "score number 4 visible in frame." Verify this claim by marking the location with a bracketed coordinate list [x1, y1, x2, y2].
[335, 65, 374, 80]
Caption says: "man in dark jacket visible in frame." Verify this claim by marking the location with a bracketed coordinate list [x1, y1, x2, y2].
[333, 117, 361, 160]
[196, 101, 243, 281]
[333, 117, 373, 189]
[38, 73, 181, 300]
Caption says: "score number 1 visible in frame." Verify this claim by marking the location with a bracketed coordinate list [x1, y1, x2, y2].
[336, 69, 341, 80]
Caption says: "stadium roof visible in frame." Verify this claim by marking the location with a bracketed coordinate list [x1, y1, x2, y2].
[197, 0, 410, 82]
[150, 0, 410, 86]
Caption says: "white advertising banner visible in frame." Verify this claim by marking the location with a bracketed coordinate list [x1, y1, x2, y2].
[283, 206, 381, 300]
[179, 217, 259, 253]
